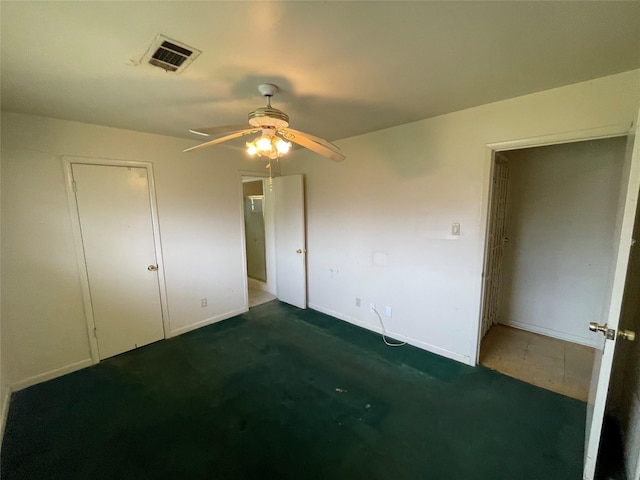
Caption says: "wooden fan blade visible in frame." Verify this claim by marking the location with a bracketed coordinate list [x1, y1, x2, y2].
[189, 124, 253, 136]
[183, 128, 260, 153]
[279, 129, 345, 162]
[281, 128, 341, 152]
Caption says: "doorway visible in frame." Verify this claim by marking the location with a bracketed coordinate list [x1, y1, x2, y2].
[240, 173, 308, 310]
[478, 136, 627, 401]
[242, 176, 277, 307]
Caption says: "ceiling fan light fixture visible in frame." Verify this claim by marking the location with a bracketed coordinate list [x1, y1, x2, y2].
[246, 129, 292, 159]
[256, 135, 273, 152]
[276, 138, 291, 154]
[246, 143, 258, 156]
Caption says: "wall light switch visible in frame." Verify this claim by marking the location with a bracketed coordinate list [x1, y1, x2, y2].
[385, 306, 392, 317]
[452, 223, 461, 236]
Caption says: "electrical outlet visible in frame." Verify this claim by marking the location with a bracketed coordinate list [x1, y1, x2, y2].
[370, 303, 376, 312]
[201, 298, 207, 308]
[355, 297, 361, 307]
[385, 306, 392, 317]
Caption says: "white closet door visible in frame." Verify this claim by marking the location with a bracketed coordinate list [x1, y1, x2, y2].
[72, 164, 165, 359]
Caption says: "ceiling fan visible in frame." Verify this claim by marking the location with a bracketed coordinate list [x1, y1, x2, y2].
[184, 83, 345, 162]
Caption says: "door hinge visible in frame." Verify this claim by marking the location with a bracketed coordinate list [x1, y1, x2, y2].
[93, 327, 97, 338]
[72, 180, 77, 193]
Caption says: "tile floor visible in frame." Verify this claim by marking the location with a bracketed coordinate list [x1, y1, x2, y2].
[479, 324, 595, 402]
[248, 284, 276, 307]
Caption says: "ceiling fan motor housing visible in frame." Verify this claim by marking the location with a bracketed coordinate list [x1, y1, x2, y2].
[248, 107, 290, 128]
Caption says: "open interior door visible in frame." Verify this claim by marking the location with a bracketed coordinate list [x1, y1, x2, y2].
[584, 117, 640, 480]
[614, 186, 640, 479]
[273, 174, 307, 309]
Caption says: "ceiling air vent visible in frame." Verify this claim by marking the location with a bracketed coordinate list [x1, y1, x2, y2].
[142, 35, 201, 73]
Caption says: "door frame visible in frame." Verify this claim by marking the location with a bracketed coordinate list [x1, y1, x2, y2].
[238, 170, 278, 308]
[473, 123, 633, 365]
[63, 156, 170, 364]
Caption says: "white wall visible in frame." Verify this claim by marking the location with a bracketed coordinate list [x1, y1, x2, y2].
[498, 138, 626, 346]
[282, 70, 640, 364]
[1, 71, 638, 392]
[0, 113, 268, 389]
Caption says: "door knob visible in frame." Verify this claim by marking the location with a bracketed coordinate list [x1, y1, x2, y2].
[589, 322, 607, 334]
[296, 249, 305, 254]
[147, 265, 158, 271]
[589, 322, 615, 340]
[618, 329, 636, 341]
[589, 322, 635, 341]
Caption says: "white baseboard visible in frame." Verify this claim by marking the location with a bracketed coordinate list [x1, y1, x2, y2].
[170, 306, 248, 337]
[9, 308, 250, 391]
[500, 320, 597, 347]
[9, 358, 94, 392]
[308, 303, 471, 365]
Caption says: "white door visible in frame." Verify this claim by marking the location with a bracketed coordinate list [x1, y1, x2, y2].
[480, 155, 509, 338]
[72, 163, 165, 359]
[274, 174, 307, 309]
[617, 190, 640, 480]
[584, 120, 640, 479]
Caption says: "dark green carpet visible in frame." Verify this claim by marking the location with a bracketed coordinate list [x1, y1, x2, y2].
[1, 301, 585, 479]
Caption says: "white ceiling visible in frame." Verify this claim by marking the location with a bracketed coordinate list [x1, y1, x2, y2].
[2, 1, 639, 145]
